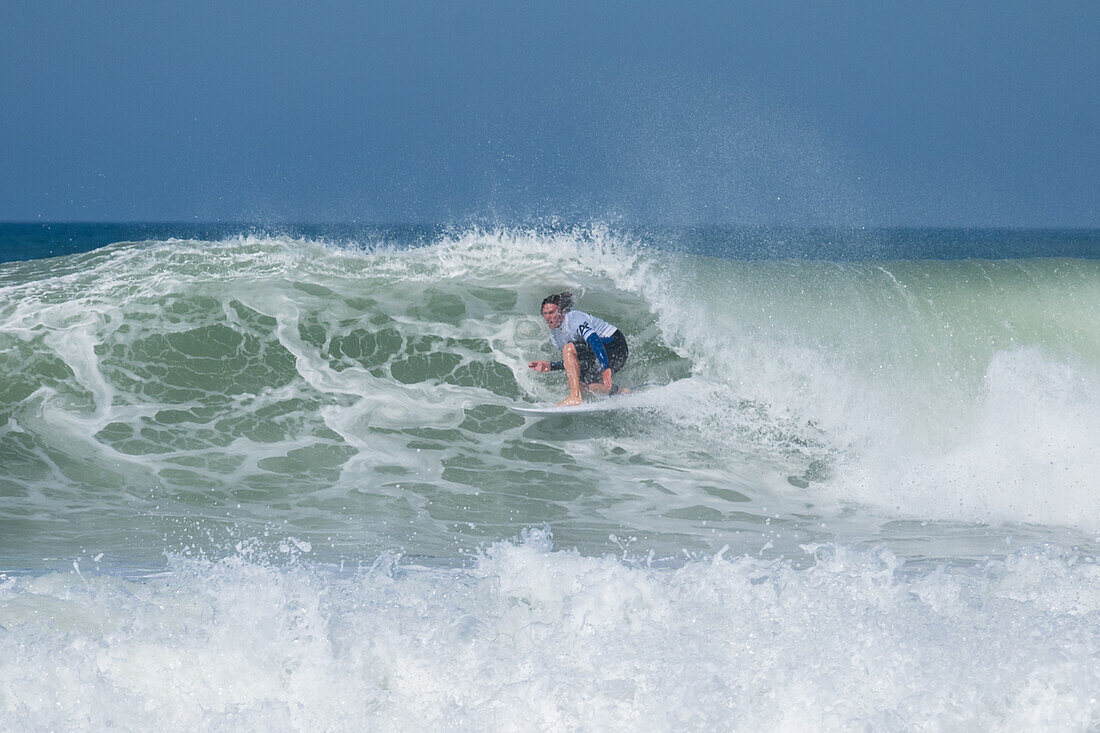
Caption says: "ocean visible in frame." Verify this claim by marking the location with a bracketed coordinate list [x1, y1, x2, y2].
[1, 223, 1098, 730]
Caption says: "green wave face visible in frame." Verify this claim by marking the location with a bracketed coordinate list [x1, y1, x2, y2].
[1, 232, 1098, 568]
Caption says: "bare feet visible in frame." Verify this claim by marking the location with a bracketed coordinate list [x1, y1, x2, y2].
[558, 394, 583, 406]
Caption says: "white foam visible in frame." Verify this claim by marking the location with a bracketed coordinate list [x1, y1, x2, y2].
[0, 531, 1097, 731]
[834, 347, 1100, 532]
[632, 255, 1100, 532]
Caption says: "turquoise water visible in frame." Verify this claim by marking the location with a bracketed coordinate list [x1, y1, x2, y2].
[1, 226, 1098, 729]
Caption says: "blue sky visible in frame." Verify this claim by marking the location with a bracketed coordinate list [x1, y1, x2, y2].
[2, 1, 1097, 226]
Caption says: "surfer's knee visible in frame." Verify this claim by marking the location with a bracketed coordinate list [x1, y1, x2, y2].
[562, 342, 577, 359]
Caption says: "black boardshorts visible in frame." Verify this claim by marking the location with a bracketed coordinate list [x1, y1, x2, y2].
[575, 330, 628, 384]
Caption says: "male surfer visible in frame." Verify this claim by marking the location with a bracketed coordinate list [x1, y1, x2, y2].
[527, 292, 629, 406]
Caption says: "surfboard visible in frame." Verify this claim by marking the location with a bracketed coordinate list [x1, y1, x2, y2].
[511, 401, 624, 416]
[510, 385, 660, 417]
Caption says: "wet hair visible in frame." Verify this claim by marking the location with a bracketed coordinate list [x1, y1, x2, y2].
[540, 292, 573, 312]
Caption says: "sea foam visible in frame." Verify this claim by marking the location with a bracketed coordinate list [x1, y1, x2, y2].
[1, 530, 1097, 731]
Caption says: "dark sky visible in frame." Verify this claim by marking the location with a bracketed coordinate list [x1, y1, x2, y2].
[2, 1, 1097, 226]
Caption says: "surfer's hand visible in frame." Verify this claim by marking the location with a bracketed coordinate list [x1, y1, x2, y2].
[601, 368, 613, 391]
[529, 361, 551, 372]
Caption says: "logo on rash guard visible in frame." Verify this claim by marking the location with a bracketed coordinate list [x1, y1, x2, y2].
[577, 322, 590, 337]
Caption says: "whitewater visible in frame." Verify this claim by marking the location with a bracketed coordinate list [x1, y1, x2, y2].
[1, 226, 1098, 730]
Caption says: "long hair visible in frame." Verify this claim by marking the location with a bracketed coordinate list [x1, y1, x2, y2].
[540, 292, 574, 312]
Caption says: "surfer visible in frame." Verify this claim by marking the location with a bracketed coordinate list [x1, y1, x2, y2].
[528, 292, 628, 406]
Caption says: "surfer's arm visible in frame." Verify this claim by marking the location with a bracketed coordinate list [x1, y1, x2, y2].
[528, 360, 554, 372]
[581, 333, 615, 392]
[584, 332, 611, 372]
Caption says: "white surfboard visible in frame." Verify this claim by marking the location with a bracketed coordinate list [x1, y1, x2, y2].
[511, 401, 624, 416]
[511, 385, 662, 417]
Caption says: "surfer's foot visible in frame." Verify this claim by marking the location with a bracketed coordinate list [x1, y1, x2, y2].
[558, 394, 583, 406]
